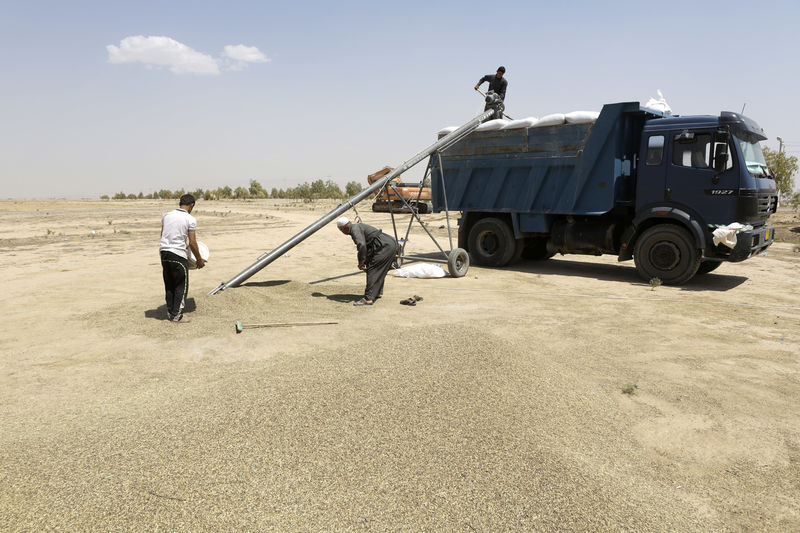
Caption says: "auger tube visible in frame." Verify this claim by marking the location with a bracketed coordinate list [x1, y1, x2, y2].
[208, 107, 496, 295]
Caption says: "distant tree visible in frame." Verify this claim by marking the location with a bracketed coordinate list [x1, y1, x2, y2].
[127, 193, 137, 200]
[113, 191, 127, 199]
[345, 181, 363, 197]
[763, 147, 798, 201]
[309, 179, 325, 199]
[218, 186, 233, 199]
[190, 189, 204, 200]
[234, 186, 250, 199]
[324, 180, 343, 198]
[100, 194, 110, 200]
[203, 190, 214, 201]
[788, 191, 800, 211]
[249, 179, 267, 199]
[137, 192, 144, 199]
[270, 187, 279, 199]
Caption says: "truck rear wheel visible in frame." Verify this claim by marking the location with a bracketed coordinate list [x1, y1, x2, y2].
[468, 217, 516, 267]
[633, 225, 701, 285]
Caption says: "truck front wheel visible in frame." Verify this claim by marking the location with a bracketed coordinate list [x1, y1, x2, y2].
[633, 225, 701, 285]
[468, 217, 516, 267]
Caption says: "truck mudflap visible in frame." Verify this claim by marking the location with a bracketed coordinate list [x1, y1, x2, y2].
[725, 225, 775, 262]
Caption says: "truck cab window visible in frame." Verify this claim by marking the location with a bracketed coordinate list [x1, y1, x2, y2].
[673, 132, 711, 169]
[645, 135, 664, 165]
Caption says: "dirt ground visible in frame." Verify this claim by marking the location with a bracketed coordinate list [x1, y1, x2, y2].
[1, 199, 798, 532]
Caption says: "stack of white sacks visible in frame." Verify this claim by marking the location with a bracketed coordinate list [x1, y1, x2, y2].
[437, 110, 600, 136]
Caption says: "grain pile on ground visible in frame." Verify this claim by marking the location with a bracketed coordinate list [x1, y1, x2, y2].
[1, 199, 798, 531]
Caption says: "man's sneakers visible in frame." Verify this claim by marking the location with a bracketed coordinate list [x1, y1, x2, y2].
[172, 314, 191, 323]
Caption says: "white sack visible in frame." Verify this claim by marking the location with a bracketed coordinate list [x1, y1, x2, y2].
[475, 119, 509, 132]
[188, 241, 210, 269]
[532, 113, 566, 127]
[437, 126, 458, 136]
[643, 89, 672, 116]
[712, 223, 752, 249]
[501, 116, 539, 129]
[391, 263, 447, 278]
[565, 111, 600, 124]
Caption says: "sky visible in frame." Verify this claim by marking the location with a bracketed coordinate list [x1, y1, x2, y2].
[1, 0, 799, 199]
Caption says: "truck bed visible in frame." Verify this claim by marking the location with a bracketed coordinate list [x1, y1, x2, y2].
[431, 102, 649, 217]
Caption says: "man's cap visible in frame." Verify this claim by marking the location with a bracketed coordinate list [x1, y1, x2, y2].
[336, 216, 350, 228]
[497, 66, 506, 73]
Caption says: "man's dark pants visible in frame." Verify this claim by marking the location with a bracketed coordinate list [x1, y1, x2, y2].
[160, 250, 188, 319]
[365, 241, 396, 301]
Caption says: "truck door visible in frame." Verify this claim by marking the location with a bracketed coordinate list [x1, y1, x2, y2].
[635, 133, 667, 207]
[665, 130, 736, 221]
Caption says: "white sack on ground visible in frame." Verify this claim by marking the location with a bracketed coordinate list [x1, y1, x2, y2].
[565, 111, 600, 124]
[475, 119, 509, 132]
[437, 126, 458, 136]
[532, 113, 566, 127]
[391, 263, 447, 278]
[643, 89, 672, 116]
[712, 223, 753, 248]
[501, 117, 539, 129]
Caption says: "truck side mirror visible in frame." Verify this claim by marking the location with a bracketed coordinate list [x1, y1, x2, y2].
[713, 143, 728, 173]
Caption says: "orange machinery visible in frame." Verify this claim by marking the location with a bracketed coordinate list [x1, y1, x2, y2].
[367, 167, 432, 213]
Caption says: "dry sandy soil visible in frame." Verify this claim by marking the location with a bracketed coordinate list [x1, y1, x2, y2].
[1, 199, 798, 532]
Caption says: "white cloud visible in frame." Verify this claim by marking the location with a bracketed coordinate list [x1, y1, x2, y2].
[107, 36, 220, 75]
[222, 44, 269, 63]
[107, 36, 271, 75]
[221, 44, 270, 71]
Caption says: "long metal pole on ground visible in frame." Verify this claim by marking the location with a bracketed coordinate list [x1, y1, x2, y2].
[208, 108, 495, 295]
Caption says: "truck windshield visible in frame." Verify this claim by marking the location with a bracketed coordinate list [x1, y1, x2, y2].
[735, 134, 768, 177]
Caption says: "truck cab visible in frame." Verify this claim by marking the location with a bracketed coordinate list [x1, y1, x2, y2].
[630, 111, 777, 277]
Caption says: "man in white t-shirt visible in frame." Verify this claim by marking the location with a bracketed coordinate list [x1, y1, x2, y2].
[160, 194, 204, 323]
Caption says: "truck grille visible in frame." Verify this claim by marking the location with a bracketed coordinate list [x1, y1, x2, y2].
[758, 193, 778, 215]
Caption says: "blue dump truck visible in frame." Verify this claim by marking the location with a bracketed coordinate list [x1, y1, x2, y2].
[430, 102, 778, 284]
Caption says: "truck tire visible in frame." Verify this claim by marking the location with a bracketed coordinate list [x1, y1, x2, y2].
[447, 248, 469, 277]
[468, 217, 516, 267]
[696, 261, 722, 275]
[521, 237, 555, 261]
[414, 202, 430, 214]
[633, 225, 701, 285]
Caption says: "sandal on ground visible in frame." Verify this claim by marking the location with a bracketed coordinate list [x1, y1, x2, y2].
[413, 295, 423, 302]
[353, 298, 374, 306]
[400, 298, 416, 306]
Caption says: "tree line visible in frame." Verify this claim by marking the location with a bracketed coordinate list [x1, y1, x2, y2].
[102, 179, 364, 201]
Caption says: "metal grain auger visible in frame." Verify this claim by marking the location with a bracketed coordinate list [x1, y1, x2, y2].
[208, 97, 505, 295]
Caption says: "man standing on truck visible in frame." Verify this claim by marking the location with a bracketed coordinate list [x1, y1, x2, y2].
[160, 194, 204, 323]
[475, 66, 507, 112]
[336, 217, 396, 306]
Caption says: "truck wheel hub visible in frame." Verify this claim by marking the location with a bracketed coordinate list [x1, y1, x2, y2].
[479, 232, 499, 255]
[650, 241, 680, 270]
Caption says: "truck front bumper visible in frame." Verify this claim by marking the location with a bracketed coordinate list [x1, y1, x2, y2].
[726, 225, 775, 262]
